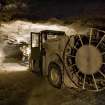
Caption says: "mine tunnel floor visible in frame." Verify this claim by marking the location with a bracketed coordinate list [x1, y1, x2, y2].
[0, 70, 105, 105]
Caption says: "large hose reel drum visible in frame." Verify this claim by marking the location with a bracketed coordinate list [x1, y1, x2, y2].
[63, 28, 105, 91]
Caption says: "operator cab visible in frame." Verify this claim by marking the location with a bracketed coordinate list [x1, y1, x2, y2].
[30, 30, 66, 76]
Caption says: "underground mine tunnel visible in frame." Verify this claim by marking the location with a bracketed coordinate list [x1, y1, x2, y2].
[0, 0, 105, 105]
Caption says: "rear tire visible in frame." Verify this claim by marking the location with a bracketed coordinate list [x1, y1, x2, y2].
[48, 62, 62, 88]
[29, 59, 35, 72]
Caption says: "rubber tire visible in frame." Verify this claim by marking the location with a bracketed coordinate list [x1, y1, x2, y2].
[48, 62, 62, 89]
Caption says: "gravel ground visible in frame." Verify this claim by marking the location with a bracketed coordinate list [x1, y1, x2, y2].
[0, 70, 105, 105]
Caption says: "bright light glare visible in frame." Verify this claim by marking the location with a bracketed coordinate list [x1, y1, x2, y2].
[0, 20, 77, 43]
[0, 63, 28, 72]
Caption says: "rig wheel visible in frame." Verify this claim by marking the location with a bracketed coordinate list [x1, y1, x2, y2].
[48, 62, 62, 88]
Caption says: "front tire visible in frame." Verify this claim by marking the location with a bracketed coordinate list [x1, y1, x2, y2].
[48, 62, 62, 88]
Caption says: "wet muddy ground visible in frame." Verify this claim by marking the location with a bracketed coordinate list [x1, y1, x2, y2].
[0, 70, 105, 105]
